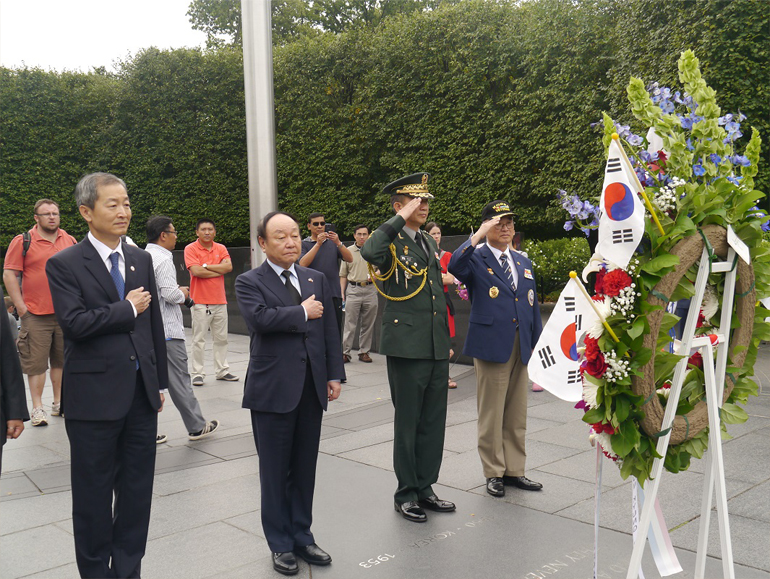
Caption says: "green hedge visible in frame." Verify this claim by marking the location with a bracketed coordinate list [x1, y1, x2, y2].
[523, 237, 592, 302]
[1, 0, 767, 250]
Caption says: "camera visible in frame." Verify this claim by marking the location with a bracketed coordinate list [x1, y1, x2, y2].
[325, 223, 336, 233]
[184, 297, 195, 308]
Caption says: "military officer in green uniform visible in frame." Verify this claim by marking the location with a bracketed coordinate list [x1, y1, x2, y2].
[361, 173, 455, 523]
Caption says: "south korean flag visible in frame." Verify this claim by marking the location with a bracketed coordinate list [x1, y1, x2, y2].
[596, 138, 645, 270]
[528, 279, 598, 401]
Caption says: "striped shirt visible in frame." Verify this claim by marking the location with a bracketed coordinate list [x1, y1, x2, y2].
[146, 243, 186, 340]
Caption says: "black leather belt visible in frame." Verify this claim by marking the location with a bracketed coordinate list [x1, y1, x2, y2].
[349, 281, 371, 287]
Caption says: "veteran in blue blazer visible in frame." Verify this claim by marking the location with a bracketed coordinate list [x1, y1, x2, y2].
[448, 200, 543, 498]
[235, 211, 343, 576]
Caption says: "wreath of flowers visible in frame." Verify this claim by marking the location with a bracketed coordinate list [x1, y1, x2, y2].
[564, 50, 770, 484]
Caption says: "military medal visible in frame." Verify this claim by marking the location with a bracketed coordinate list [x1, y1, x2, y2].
[528, 289, 535, 305]
[489, 286, 499, 298]
[404, 245, 409, 255]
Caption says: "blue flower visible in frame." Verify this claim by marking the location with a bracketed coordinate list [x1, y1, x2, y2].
[727, 176, 742, 186]
[693, 162, 706, 177]
[686, 138, 694, 151]
[729, 155, 751, 167]
[679, 115, 693, 130]
[725, 121, 741, 134]
[581, 227, 591, 237]
[674, 90, 684, 104]
[639, 150, 652, 163]
[718, 114, 733, 126]
[564, 221, 574, 232]
[628, 134, 644, 147]
[709, 153, 722, 165]
[660, 100, 675, 114]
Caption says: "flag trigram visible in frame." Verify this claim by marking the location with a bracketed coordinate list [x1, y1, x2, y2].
[565, 296, 576, 312]
[567, 370, 581, 384]
[575, 314, 583, 332]
[538, 346, 556, 369]
[612, 229, 635, 244]
[607, 157, 622, 173]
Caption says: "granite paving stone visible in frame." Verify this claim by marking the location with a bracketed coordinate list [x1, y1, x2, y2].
[143, 522, 268, 579]
[524, 438, 586, 470]
[0, 525, 74, 578]
[152, 455, 258, 497]
[0, 472, 39, 500]
[0, 490, 72, 536]
[529, 418, 599, 450]
[23, 463, 71, 494]
[726, 480, 770, 523]
[526, 397, 583, 423]
[537, 449, 629, 490]
[686, 432, 770, 484]
[319, 422, 394, 455]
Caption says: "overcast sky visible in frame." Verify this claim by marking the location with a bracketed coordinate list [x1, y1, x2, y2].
[0, 0, 208, 73]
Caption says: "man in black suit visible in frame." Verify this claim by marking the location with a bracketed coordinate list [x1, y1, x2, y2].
[46, 172, 168, 578]
[235, 211, 343, 576]
[1, 286, 29, 473]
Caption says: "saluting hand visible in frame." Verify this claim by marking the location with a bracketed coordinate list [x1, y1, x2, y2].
[396, 197, 422, 221]
[471, 216, 501, 246]
[126, 287, 151, 314]
[302, 294, 324, 319]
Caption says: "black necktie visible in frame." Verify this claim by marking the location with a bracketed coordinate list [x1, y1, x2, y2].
[281, 270, 302, 305]
[416, 232, 428, 256]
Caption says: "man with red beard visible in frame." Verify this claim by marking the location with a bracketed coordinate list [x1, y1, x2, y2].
[3, 199, 76, 426]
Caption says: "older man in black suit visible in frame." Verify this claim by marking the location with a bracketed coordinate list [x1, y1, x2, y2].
[235, 211, 343, 576]
[46, 172, 168, 578]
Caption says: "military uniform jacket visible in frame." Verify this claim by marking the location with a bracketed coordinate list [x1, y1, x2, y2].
[448, 239, 542, 365]
[360, 215, 450, 360]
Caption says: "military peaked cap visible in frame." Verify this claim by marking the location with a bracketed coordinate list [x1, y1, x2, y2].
[382, 172, 433, 199]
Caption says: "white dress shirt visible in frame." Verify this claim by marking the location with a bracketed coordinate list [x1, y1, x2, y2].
[88, 232, 136, 317]
[266, 259, 307, 321]
[486, 243, 519, 289]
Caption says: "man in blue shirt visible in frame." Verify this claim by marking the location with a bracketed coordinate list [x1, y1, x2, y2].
[299, 213, 353, 336]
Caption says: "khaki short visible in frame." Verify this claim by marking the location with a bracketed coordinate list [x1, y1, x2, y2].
[17, 313, 64, 375]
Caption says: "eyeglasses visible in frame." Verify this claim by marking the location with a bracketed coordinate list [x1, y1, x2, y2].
[493, 221, 515, 230]
[311, 221, 325, 227]
[36, 212, 60, 218]
[164, 230, 178, 236]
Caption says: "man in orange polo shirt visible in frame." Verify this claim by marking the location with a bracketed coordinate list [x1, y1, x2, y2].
[184, 218, 238, 385]
[3, 199, 77, 426]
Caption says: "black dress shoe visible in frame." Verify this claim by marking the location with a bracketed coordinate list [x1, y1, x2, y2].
[486, 477, 505, 497]
[294, 543, 331, 566]
[503, 475, 543, 491]
[272, 552, 299, 575]
[394, 500, 427, 523]
[418, 495, 456, 512]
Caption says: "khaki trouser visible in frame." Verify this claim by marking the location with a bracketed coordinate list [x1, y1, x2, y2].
[342, 284, 378, 356]
[474, 333, 529, 478]
[191, 304, 230, 378]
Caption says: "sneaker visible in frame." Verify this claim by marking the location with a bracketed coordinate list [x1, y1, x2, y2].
[216, 373, 239, 382]
[31, 407, 48, 427]
[51, 402, 62, 416]
[156, 434, 168, 444]
[192, 375, 204, 386]
[188, 420, 220, 441]
[532, 382, 544, 392]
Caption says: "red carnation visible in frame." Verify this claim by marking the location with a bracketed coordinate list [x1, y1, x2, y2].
[591, 422, 616, 435]
[688, 352, 703, 369]
[585, 355, 608, 378]
[594, 268, 606, 295]
[584, 336, 601, 361]
[602, 269, 633, 297]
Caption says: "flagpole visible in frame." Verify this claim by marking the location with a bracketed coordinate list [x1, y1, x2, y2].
[569, 272, 621, 343]
[612, 133, 665, 236]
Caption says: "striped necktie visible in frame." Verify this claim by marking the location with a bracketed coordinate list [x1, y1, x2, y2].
[500, 253, 516, 291]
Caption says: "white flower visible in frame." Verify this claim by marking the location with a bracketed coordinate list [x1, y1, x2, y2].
[593, 432, 619, 460]
[701, 284, 719, 321]
[582, 382, 599, 408]
[587, 297, 612, 339]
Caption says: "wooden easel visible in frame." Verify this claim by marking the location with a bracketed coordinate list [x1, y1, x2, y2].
[627, 246, 738, 579]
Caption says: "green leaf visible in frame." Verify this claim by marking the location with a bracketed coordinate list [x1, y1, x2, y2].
[610, 421, 641, 458]
[614, 395, 631, 422]
[719, 402, 749, 425]
[641, 254, 680, 274]
[583, 407, 605, 424]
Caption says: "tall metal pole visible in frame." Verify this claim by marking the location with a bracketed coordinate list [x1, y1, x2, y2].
[241, 0, 277, 269]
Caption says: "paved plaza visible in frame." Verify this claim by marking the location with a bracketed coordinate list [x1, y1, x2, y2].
[1, 331, 768, 579]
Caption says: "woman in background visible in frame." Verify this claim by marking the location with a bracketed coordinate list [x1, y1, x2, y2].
[426, 222, 457, 388]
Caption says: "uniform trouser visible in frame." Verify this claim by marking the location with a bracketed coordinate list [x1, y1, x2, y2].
[386, 356, 449, 504]
[342, 285, 378, 356]
[190, 304, 229, 378]
[165, 339, 206, 433]
[66, 374, 157, 578]
[250, 370, 323, 553]
[474, 333, 529, 478]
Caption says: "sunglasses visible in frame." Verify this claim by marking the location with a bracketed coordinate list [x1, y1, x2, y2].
[311, 221, 326, 227]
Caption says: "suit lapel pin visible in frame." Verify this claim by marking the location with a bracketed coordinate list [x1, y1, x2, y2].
[308, 278, 313, 282]
[130, 265, 135, 271]
[489, 286, 499, 298]
[487, 268, 494, 275]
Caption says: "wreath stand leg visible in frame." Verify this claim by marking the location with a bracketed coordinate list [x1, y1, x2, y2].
[626, 248, 736, 579]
